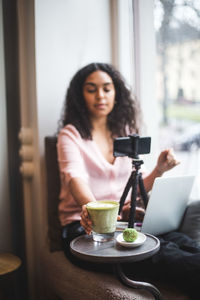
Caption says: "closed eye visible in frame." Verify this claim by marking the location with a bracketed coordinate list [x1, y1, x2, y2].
[86, 89, 96, 93]
[84, 82, 114, 93]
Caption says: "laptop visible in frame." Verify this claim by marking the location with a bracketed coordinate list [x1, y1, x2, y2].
[116, 175, 195, 236]
[141, 175, 195, 236]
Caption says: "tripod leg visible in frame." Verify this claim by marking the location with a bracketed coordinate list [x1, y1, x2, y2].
[128, 172, 138, 228]
[138, 173, 148, 209]
[118, 172, 134, 214]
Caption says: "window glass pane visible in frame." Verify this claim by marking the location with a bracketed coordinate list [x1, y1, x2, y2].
[154, 0, 200, 199]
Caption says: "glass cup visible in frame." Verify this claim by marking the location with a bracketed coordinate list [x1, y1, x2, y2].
[86, 200, 119, 242]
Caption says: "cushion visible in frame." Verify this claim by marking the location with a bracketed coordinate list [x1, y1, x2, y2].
[179, 200, 200, 244]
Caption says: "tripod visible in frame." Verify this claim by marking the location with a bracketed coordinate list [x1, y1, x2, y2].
[118, 158, 148, 228]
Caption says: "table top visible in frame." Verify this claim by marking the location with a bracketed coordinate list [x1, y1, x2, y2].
[70, 231, 160, 264]
[0, 253, 21, 276]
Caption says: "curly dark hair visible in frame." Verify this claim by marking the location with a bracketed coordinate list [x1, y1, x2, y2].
[58, 62, 142, 139]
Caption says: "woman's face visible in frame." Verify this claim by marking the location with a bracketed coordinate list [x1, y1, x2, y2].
[83, 70, 116, 120]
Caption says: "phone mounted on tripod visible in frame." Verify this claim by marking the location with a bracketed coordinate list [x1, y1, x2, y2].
[114, 134, 151, 159]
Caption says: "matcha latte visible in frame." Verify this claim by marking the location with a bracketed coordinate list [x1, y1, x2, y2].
[86, 201, 119, 242]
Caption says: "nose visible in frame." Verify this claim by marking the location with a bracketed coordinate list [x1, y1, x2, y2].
[96, 88, 104, 100]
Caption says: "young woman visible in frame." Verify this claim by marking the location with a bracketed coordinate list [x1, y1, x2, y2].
[57, 62, 199, 298]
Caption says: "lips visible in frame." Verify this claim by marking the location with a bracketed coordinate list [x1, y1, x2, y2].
[94, 103, 107, 109]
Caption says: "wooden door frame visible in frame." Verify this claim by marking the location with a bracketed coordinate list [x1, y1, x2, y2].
[2, 0, 28, 299]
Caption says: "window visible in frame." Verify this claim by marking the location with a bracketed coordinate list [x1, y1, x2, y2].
[154, 0, 200, 199]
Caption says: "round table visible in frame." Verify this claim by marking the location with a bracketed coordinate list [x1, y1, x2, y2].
[70, 231, 161, 299]
[0, 253, 21, 276]
[0, 253, 21, 300]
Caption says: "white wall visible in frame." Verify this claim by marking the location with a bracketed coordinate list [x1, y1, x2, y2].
[0, 0, 12, 251]
[35, 0, 112, 150]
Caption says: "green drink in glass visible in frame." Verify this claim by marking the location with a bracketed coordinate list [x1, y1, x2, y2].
[86, 200, 119, 242]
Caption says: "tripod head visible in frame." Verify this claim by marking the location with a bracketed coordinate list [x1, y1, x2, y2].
[131, 157, 144, 168]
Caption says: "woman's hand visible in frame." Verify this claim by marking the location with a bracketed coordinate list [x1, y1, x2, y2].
[80, 204, 92, 235]
[156, 148, 180, 176]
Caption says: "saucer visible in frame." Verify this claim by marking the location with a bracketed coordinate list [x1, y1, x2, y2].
[116, 232, 146, 248]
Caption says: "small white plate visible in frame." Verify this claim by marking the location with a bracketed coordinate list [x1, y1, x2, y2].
[116, 232, 146, 248]
[116, 221, 128, 231]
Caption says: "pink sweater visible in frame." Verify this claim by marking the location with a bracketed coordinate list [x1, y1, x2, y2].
[57, 125, 138, 226]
